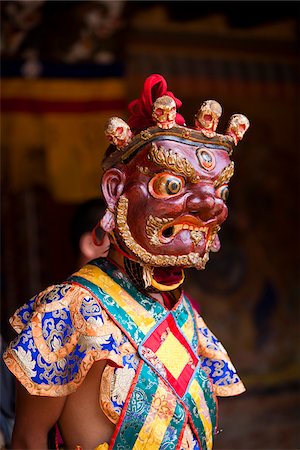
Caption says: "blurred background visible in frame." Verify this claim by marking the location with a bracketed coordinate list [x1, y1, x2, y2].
[1, 1, 299, 449]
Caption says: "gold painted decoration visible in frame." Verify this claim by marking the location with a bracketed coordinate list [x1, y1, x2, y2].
[148, 143, 199, 183]
[116, 195, 214, 270]
[214, 162, 235, 187]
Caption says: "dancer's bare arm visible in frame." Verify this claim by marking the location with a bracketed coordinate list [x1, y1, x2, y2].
[11, 382, 66, 450]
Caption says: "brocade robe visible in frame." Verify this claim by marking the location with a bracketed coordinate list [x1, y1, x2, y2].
[3, 258, 245, 449]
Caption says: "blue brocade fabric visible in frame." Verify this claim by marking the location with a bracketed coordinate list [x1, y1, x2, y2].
[3, 266, 245, 450]
[3, 283, 125, 396]
[3, 277, 244, 398]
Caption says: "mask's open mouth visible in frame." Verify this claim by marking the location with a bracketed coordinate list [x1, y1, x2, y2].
[117, 196, 219, 271]
[159, 216, 210, 246]
[151, 266, 185, 291]
[161, 226, 175, 239]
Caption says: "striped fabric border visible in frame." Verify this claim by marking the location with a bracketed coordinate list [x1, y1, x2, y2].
[70, 266, 156, 344]
[69, 259, 217, 449]
[186, 377, 213, 450]
[110, 363, 159, 449]
[132, 378, 177, 450]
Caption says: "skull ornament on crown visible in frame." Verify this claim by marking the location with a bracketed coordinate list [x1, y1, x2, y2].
[226, 114, 250, 146]
[152, 95, 177, 129]
[194, 100, 222, 138]
[101, 74, 249, 292]
[105, 117, 133, 150]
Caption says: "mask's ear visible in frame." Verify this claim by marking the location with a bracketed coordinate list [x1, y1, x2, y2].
[100, 168, 125, 232]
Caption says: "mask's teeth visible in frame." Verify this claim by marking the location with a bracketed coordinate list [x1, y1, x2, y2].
[190, 229, 203, 245]
[173, 224, 183, 234]
[210, 233, 221, 252]
[160, 222, 211, 244]
[199, 226, 208, 238]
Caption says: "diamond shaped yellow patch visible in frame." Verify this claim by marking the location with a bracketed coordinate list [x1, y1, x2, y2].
[156, 332, 190, 379]
[140, 313, 199, 397]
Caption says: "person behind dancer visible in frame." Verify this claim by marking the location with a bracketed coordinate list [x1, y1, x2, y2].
[3, 74, 249, 450]
[70, 197, 111, 268]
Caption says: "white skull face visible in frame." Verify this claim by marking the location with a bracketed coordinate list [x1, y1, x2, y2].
[105, 117, 133, 149]
[226, 114, 250, 145]
[152, 95, 176, 129]
[195, 100, 222, 137]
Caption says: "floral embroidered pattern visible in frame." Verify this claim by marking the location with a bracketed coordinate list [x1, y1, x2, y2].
[140, 346, 167, 377]
[3, 259, 244, 449]
[4, 284, 124, 396]
[196, 315, 245, 396]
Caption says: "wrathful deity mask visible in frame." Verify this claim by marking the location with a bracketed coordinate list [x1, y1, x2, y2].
[101, 74, 249, 292]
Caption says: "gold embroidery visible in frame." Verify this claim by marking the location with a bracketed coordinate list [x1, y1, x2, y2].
[9, 314, 25, 334]
[4, 347, 122, 397]
[195, 316, 246, 397]
[3, 283, 127, 396]
[214, 381, 246, 397]
[32, 314, 79, 363]
[12, 347, 37, 378]
[28, 283, 125, 365]
[100, 365, 120, 424]
[196, 317, 230, 362]
[9, 284, 60, 334]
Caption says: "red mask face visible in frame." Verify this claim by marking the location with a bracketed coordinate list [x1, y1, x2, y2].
[101, 74, 249, 291]
[108, 137, 233, 276]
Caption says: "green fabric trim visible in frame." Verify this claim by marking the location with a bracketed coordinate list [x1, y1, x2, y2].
[113, 363, 159, 448]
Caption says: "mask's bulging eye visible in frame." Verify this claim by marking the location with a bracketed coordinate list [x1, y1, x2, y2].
[149, 173, 185, 198]
[216, 185, 229, 201]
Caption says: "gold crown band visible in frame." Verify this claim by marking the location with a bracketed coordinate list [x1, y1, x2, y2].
[102, 125, 234, 170]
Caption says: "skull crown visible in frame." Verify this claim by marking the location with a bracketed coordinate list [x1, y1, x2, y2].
[104, 96, 250, 158]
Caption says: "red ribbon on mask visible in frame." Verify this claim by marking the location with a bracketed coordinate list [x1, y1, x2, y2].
[127, 74, 186, 133]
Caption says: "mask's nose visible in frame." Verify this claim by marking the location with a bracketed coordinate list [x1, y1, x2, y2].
[186, 184, 223, 223]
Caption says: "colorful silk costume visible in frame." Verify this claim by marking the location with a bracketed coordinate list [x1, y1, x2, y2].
[4, 258, 244, 449]
[3, 74, 249, 449]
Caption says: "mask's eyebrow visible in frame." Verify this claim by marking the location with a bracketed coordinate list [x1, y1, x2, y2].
[147, 143, 200, 183]
[214, 161, 235, 187]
